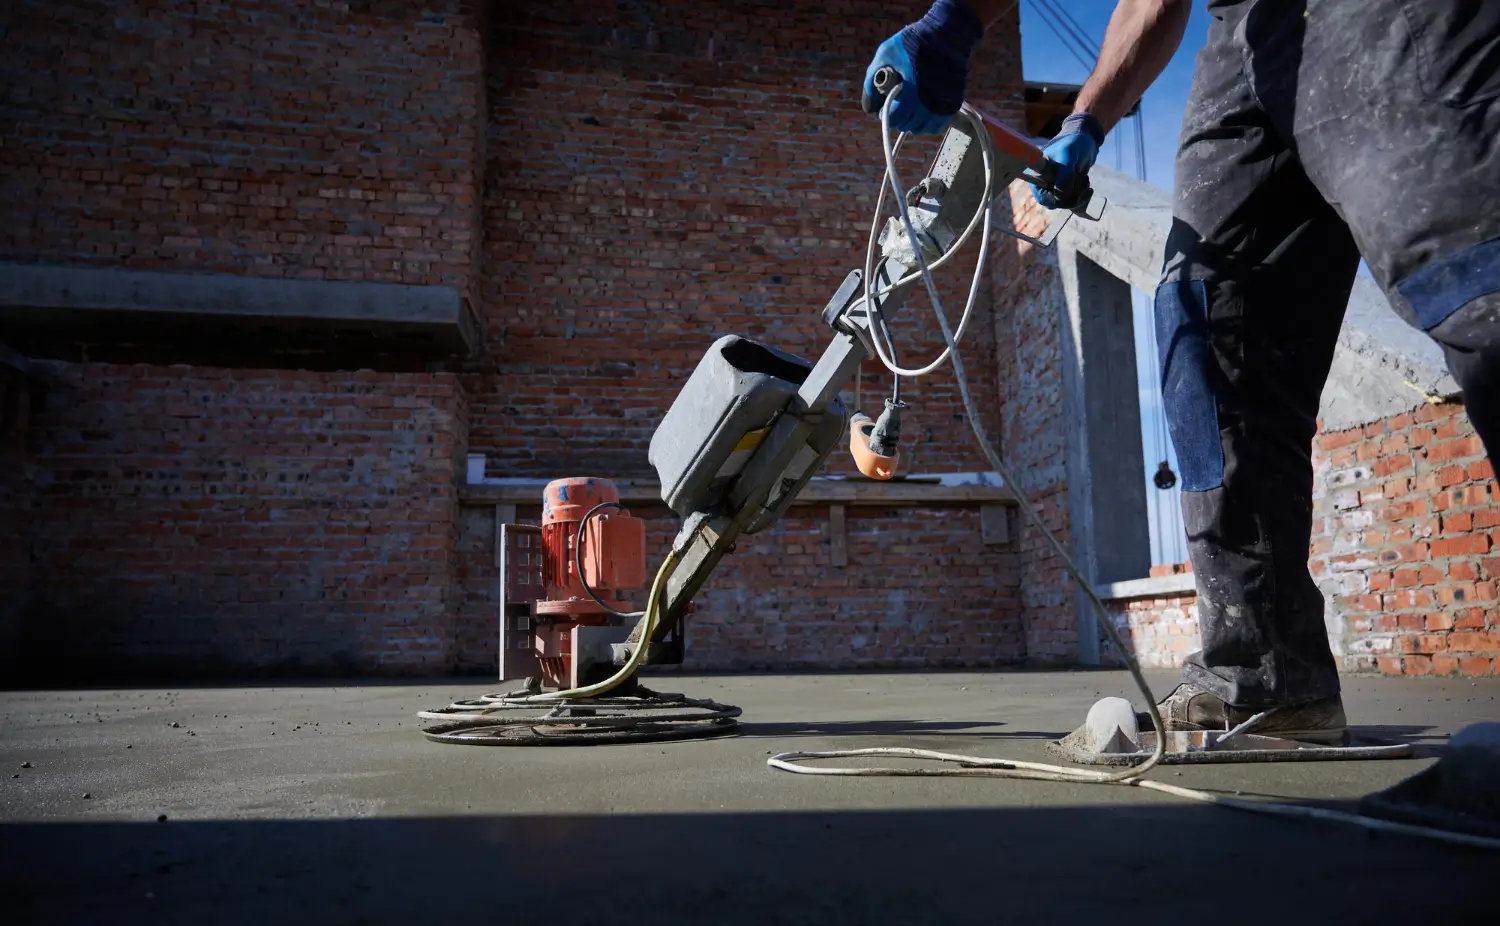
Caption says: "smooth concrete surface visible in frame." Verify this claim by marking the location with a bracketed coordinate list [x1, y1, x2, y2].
[3, 670, 1496, 925]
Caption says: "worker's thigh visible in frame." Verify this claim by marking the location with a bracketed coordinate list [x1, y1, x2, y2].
[1250, 0, 1500, 352]
[1158, 6, 1361, 498]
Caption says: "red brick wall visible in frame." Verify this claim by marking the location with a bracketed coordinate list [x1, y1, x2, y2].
[1, 0, 486, 294]
[1312, 402, 1498, 676]
[473, 0, 1023, 477]
[452, 501, 1026, 672]
[1099, 402, 1498, 678]
[1104, 595, 1198, 670]
[681, 506, 1024, 668]
[2, 0, 486, 679]
[14, 363, 467, 680]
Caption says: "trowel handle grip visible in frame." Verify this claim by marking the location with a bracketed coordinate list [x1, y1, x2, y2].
[861, 66, 903, 115]
[1028, 156, 1094, 212]
[850, 413, 899, 481]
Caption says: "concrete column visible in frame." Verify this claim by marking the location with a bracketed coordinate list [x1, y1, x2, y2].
[1058, 246, 1152, 664]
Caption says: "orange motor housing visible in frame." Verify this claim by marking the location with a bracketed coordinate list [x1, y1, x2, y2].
[531, 477, 648, 689]
[538, 477, 647, 618]
[849, 413, 899, 481]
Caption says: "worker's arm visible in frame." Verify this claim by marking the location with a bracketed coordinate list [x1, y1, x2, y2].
[1076, 0, 1192, 133]
[1031, 0, 1190, 208]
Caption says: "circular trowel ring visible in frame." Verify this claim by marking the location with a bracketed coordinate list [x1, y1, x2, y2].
[418, 692, 742, 747]
[421, 717, 740, 746]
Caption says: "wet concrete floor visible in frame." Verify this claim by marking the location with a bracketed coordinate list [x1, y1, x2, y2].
[3, 670, 1495, 924]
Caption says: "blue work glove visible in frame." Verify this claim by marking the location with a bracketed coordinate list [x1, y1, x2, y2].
[1030, 112, 1105, 209]
[861, 0, 984, 135]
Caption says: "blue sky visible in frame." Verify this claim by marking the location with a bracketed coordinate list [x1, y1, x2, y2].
[1018, 0, 1213, 191]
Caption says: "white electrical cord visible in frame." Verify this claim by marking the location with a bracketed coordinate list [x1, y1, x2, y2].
[768, 92, 1500, 853]
[857, 126, 990, 378]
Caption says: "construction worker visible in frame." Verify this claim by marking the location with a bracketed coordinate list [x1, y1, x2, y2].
[864, 0, 1499, 741]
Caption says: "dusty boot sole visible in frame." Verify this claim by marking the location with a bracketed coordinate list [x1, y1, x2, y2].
[1050, 726, 1410, 765]
[1131, 716, 1350, 746]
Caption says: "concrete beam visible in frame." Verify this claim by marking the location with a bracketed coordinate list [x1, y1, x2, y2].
[1055, 243, 1153, 666]
[0, 263, 479, 358]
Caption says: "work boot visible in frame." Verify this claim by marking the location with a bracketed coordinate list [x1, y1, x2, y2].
[1138, 683, 1349, 746]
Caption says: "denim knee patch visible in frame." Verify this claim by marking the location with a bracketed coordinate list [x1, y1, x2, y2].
[1398, 233, 1500, 330]
[1155, 279, 1224, 492]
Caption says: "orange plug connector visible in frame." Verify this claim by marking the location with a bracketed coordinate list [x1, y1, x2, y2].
[849, 413, 899, 481]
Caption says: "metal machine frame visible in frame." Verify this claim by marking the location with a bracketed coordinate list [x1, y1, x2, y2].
[622, 110, 1098, 667]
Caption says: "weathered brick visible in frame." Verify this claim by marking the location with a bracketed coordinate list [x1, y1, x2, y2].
[10, 363, 468, 677]
[1459, 656, 1494, 675]
[1403, 655, 1433, 675]
[1431, 535, 1493, 558]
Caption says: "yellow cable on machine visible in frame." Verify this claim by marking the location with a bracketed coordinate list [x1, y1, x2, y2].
[530, 551, 680, 702]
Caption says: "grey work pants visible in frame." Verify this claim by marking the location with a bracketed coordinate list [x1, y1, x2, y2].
[1157, 0, 1500, 707]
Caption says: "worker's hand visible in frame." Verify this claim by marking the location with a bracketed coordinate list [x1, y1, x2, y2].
[1031, 112, 1104, 209]
[861, 0, 984, 135]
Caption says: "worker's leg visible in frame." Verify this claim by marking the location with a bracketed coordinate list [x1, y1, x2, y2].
[1156, 8, 1361, 711]
[1261, 0, 1500, 456]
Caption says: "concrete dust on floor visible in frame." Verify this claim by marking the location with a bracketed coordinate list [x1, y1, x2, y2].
[2, 671, 1495, 925]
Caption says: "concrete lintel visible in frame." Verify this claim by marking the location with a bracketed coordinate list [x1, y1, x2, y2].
[1096, 572, 1198, 602]
[0, 262, 479, 356]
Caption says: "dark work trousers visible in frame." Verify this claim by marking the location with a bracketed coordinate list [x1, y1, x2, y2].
[1157, 0, 1500, 707]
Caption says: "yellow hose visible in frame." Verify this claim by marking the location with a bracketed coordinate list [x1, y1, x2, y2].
[523, 551, 680, 702]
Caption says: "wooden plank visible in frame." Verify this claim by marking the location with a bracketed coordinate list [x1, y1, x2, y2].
[981, 504, 1010, 545]
[829, 504, 847, 567]
[461, 479, 1016, 508]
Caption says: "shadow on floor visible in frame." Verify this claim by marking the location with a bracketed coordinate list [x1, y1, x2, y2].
[733, 719, 1066, 739]
[1, 804, 1486, 926]
[1356, 724, 1446, 759]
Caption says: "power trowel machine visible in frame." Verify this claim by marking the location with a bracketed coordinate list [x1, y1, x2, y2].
[418, 71, 1104, 746]
[416, 71, 1500, 853]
